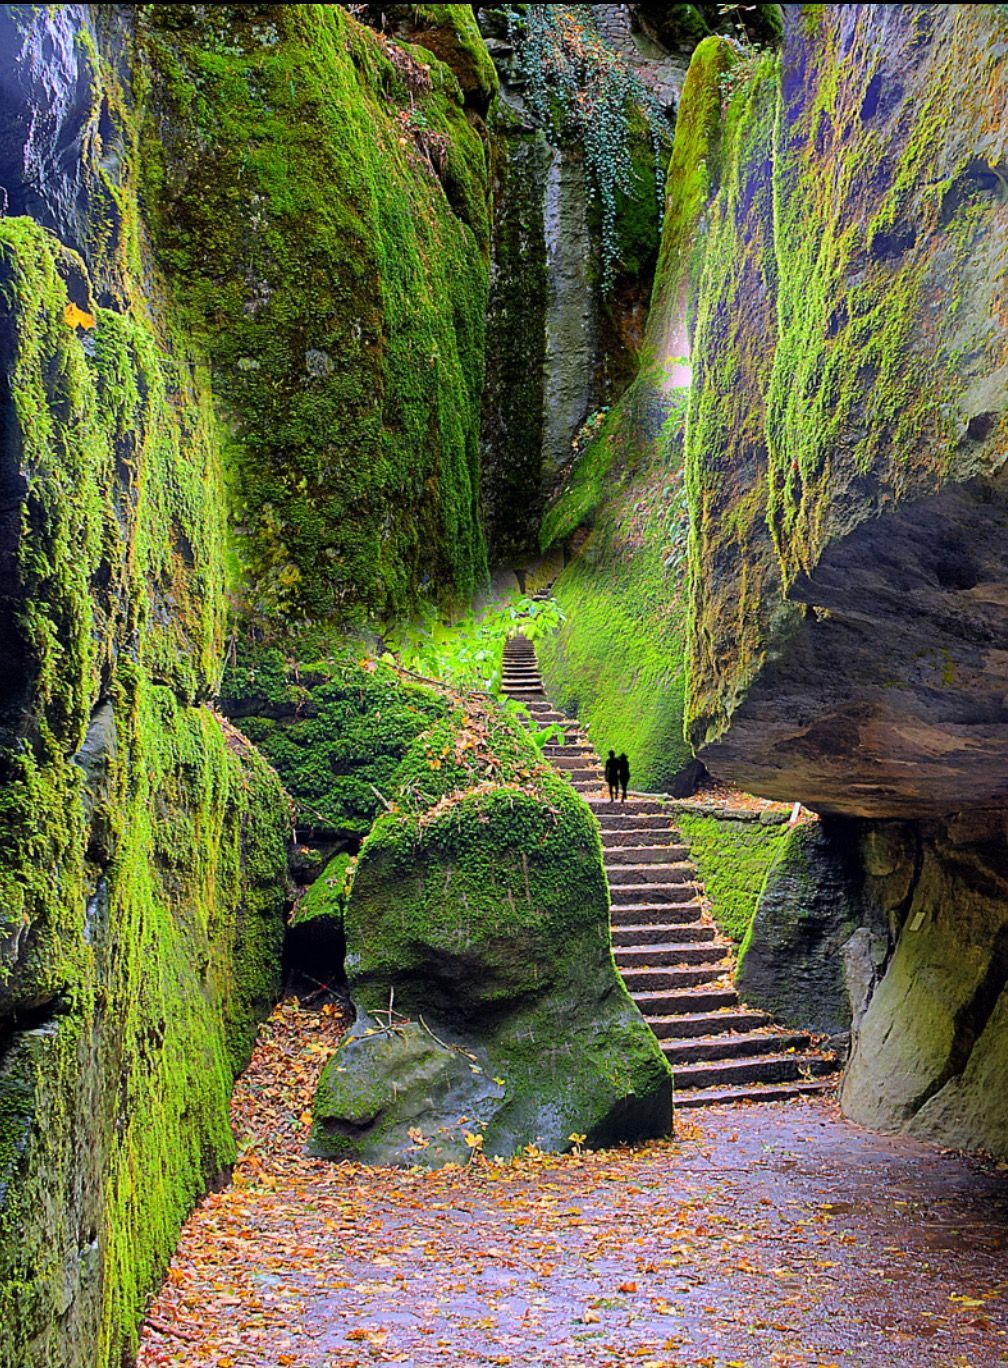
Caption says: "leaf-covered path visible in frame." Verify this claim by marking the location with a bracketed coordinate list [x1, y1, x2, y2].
[137, 1000, 1008, 1367]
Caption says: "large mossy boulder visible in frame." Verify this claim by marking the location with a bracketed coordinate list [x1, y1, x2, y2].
[683, 5, 1008, 818]
[311, 702, 672, 1165]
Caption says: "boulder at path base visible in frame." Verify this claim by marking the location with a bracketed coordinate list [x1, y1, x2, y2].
[310, 703, 672, 1165]
[736, 819, 889, 1042]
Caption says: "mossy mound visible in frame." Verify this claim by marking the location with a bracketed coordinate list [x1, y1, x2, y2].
[220, 648, 450, 840]
[0, 222, 290, 1368]
[311, 701, 672, 1166]
[138, 3, 493, 630]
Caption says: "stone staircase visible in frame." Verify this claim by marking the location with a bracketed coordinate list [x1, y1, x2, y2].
[501, 635, 840, 1108]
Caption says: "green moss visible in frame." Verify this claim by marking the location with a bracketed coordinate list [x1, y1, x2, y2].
[220, 647, 450, 838]
[0, 222, 290, 1368]
[676, 812, 785, 943]
[539, 410, 692, 791]
[684, 8, 1008, 751]
[292, 852, 354, 929]
[313, 696, 671, 1164]
[137, 3, 492, 632]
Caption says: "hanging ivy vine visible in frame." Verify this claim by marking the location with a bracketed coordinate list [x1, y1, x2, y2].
[504, 5, 672, 289]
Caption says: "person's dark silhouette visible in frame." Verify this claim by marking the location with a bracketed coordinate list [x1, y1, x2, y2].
[604, 749, 619, 803]
[617, 752, 629, 802]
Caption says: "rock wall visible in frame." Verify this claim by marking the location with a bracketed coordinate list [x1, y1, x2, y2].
[843, 814, 1008, 1160]
[677, 6, 1008, 1156]
[477, 5, 676, 561]
[0, 220, 290, 1368]
[139, 2, 495, 629]
[685, 5, 1008, 819]
[537, 37, 737, 793]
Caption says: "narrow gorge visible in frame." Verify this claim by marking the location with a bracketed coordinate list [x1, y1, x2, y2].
[1, 5, 1007, 1366]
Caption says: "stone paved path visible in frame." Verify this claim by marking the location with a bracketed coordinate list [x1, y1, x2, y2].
[138, 999, 1008, 1368]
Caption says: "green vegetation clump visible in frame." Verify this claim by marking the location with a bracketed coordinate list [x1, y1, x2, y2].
[138, 3, 494, 631]
[220, 648, 450, 839]
[384, 593, 563, 696]
[676, 812, 785, 943]
[0, 221, 290, 1368]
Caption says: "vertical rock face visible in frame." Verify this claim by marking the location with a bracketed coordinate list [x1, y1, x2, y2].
[841, 813, 1008, 1159]
[685, 5, 1008, 818]
[140, 2, 494, 627]
[542, 147, 598, 499]
[677, 6, 1008, 1155]
[476, 6, 677, 561]
[0, 219, 291, 1368]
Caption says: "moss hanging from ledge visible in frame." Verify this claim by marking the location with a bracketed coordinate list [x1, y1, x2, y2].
[138, 3, 494, 632]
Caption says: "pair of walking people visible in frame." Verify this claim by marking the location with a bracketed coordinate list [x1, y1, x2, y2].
[605, 750, 629, 803]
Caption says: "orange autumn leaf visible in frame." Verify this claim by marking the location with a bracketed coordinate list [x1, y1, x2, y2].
[63, 300, 96, 330]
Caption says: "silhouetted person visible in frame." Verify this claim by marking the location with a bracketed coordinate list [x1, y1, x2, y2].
[605, 749, 619, 802]
[617, 752, 629, 802]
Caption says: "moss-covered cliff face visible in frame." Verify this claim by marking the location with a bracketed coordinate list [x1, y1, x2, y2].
[0, 220, 290, 1368]
[537, 37, 735, 793]
[477, 5, 676, 560]
[139, 2, 494, 630]
[685, 4, 1008, 818]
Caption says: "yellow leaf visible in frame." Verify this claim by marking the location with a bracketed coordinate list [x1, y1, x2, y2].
[583, 1309, 601, 1324]
[63, 300, 95, 330]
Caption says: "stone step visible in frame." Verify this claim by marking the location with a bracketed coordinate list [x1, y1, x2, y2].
[600, 830, 678, 850]
[662, 1029, 812, 1065]
[605, 844, 689, 864]
[615, 943, 726, 968]
[609, 899, 704, 923]
[588, 799, 670, 816]
[633, 985, 739, 1015]
[612, 922, 717, 946]
[550, 752, 601, 771]
[596, 815, 673, 833]
[607, 863, 694, 888]
[644, 1008, 770, 1040]
[610, 882, 697, 905]
[501, 674, 543, 685]
[672, 1051, 840, 1092]
[673, 1078, 838, 1109]
[620, 964, 731, 992]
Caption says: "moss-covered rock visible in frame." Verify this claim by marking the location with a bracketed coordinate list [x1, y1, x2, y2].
[311, 701, 672, 1165]
[220, 648, 450, 841]
[287, 852, 355, 970]
[0, 221, 291, 1368]
[138, 3, 493, 631]
[684, 6, 1008, 818]
[736, 819, 889, 1039]
[676, 809, 784, 944]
